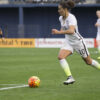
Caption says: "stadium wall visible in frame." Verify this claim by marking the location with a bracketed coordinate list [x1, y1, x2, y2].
[0, 38, 96, 48]
[0, 4, 100, 38]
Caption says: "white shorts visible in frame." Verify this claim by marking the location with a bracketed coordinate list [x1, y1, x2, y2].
[96, 32, 100, 40]
[61, 40, 89, 58]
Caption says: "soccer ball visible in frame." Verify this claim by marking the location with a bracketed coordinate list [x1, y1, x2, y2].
[28, 76, 40, 88]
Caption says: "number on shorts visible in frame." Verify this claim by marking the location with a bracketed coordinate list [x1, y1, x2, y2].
[79, 49, 85, 56]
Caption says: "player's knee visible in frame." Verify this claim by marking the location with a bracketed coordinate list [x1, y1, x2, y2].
[58, 56, 62, 60]
[58, 55, 65, 60]
[85, 60, 92, 65]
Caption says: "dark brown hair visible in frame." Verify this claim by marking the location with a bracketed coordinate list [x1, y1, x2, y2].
[59, 0, 75, 10]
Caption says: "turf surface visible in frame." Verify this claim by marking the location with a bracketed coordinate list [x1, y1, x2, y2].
[0, 48, 100, 100]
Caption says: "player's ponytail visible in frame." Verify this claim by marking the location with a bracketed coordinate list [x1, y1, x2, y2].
[60, 0, 75, 10]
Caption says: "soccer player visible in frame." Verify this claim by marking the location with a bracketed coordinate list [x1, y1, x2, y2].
[95, 10, 100, 59]
[0, 28, 3, 38]
[52, 0, 100, 85]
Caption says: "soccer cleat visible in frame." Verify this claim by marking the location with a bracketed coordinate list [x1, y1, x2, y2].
[63, 76, 75, 85]
[97, 56, 100, 60]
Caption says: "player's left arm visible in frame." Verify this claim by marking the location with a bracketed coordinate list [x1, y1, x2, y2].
[0, 28, 4, 39]
[52, 25, 75, 35]
[95, 22, 100, 27]
[0, 28, 2, 34]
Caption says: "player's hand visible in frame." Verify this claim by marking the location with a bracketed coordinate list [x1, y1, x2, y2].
[2, 37, 5, 40]
[52, 29, 60, 34]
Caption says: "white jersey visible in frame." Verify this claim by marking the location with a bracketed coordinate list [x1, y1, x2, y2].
[97, 18, 100, 33]
[96, 18, 100, 40]
[59, 13, 83, 45]
[59, 13, 89, 58]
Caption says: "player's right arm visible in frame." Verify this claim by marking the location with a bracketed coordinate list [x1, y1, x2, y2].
[95, 19, 100, 27]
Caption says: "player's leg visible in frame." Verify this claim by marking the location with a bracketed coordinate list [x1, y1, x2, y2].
[83, 55, 100, 69]
[58, 49, 72, 77]
[58, 45, 75, 85]
[97, 40, 100, 52]
[97, 40, 100, 59]
[96, 33, 100, 59]
[75, 40, 100, 69]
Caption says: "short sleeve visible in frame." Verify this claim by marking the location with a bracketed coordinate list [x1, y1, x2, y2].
[97, 19, 100, 24]
[59, 16, 62, 22]
[68, 15, 77, 26]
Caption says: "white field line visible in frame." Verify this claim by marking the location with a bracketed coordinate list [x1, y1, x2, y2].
[0, 84, 26, 86]
[0, 85, 28, 91]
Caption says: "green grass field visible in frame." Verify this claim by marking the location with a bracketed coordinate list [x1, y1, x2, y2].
[0, 48, 100, 100]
